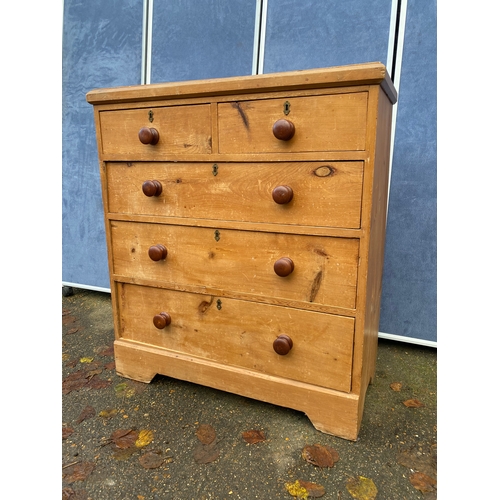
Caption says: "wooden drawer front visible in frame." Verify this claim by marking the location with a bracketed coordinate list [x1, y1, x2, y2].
[218, 93, 367, 154]
[111, 221, 359, 310]
[99, 105, 212, 157]
[117, 283, 354, 392]
[106, 161, 364, 229]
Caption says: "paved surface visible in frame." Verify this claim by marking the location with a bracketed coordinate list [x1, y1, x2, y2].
[62, 287, 437, 499]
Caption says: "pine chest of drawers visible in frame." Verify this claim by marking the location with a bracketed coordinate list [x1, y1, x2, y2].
[87, 62, 397, 440]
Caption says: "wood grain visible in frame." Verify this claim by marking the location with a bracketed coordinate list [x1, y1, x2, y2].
[116, 283, 354, 392]
[218, 93, 367, 153]
[110, 221, 359, 310]
[99, 104, 212, 156]
[106, 161, 364, 229]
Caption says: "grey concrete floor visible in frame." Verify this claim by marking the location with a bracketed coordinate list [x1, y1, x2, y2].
[62, 287, 437, 499]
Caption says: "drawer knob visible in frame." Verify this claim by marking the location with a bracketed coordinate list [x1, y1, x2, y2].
[273, 334, 293, 355]
[138, 127, 160, 145]
[272, 185, 294, 204]
[153, 312, 171, 329]
[142, 180, 163, 197]
[148, 244, 168, 261]
[272, 119, 295, 141]
[274, 257, 294, 277]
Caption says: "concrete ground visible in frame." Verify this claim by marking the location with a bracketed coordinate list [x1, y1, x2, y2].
[62, 287, 437, 499]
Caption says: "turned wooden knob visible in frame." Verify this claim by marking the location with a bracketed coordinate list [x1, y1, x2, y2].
[274, 257, 294, 277]
[272, 185, 294, 204]
[142, 180, 162, 197]
[153, 312, 171, 329]
[272, 119, 295, 141]
[148, 244, 168, 261]
[273, 334, 293, 355]
[138, 127, 160, 145]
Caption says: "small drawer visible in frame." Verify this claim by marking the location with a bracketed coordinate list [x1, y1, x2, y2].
[218, 93, 367, 154]
[99, 104, 212, 157]
[106, 161, 364, 229]
[117, 283, 354, 392]
[110, 221, 359, 310]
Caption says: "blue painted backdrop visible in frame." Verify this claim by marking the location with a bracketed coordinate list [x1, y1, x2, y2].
[263, 0, 392, 72]
[62, 0, 143, 289]
[62, 0, 437, 344]
[379, 0, 437, 342]
[151, 0, 256, 82]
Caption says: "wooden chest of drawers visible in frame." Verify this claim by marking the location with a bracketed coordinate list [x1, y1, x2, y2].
[87, 62, 397, 440]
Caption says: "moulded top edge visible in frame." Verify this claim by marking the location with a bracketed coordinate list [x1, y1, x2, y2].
[86, 62, 397, 106]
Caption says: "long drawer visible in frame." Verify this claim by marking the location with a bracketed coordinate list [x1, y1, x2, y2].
[218, 93, 367, 154]
[116, 283, 355, 392]
[110, 221, 359, 310]
[99, 104, 212, 157]
[106, 161, 364, 229]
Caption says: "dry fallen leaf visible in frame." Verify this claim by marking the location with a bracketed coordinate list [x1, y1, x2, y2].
[114, 382, 136, 398]
[390, 382, 402, 391]
[99, 409, 118, 419]
[62, 462, 95, 483]
[298, 480, 325, 498]
[111, 428, 139, 449]
[62, 368, 111, 394]
[196, 424, 216, 445]
[346, 476, 378, 500]
[62, 315, 77, 325]
[76, 405, 95, 424]
[302, 444, 339, 468]
[63, 427, 74, 440]
[98, 343, 115, 357]
[403, 399, 425, 408]
[139, 450, 164, 469]
[62, 486, 88, 500]
[87, 377, 112, 390]
[285, 480, 309, 499]
[397, 448, 437, 479]
[135, 429, 154, 448]
[242, 429, 266, 444]
[193, 441, 220, 464]
[409, 471, 437, 494]
[79, 357, 94, 364]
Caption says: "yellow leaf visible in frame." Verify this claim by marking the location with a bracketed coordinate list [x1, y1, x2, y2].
[285, 480, 309, 499]
[80, 357, 94, 363]
[99, 409, 118, 418]
[346, 476, 378, 500]
[115, 382, 135, 398]
[135, 429, 154, 448]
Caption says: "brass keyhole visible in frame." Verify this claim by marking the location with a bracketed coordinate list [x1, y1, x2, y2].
[214, 230, 220, 242]
[148, 110, 154, 122]
[212, 164, 218, 176]
[283, 101, 291, 115]
[216, 299, 222, 310]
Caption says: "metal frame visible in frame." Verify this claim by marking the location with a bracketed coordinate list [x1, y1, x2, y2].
[141, 0, 154, 84]
[252, 0, 268, 75]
